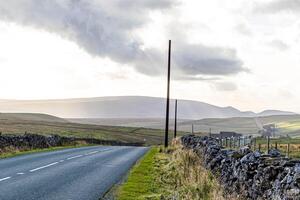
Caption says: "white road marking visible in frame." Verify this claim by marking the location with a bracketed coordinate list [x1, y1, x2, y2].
[59, 160, 64, 163]
[17, 172, 25, 175]
[29, 162, 59, 172]
[0, 177, 11, 182]
[66, 155, 83, 160]
[85, 151, 99, 155]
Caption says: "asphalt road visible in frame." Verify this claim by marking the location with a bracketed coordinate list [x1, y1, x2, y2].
[0, 145, 149, 200]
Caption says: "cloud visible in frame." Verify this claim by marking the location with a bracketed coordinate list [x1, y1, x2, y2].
[213, 82, 238, 91]
[235, 24, 252, 36]
[0, 0, 246, 80]
[256, 0, 300, 13]
[267, 39, 289, 51]
[173, 43, 247, 76]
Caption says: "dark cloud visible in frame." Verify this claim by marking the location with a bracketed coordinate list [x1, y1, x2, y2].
[256, 0, 300, 13]
[0, 0, 246, 79]
[267, 40, 289, 51]
[173, 43, 247, 76]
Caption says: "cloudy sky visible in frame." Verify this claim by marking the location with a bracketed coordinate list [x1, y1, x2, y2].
[0, 0, 299, 112]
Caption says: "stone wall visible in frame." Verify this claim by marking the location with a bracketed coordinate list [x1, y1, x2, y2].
[181, 135, 300, 200]
[0, 133, 144, 152]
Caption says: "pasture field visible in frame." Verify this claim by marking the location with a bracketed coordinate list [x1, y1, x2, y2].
[0, 117, 186, 145]
[71, 115, 300, 137]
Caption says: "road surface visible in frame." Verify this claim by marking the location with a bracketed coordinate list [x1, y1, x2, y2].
[0, 145, 149, 200]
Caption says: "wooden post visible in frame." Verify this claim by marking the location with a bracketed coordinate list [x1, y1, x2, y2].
[259, 143, 261, 152]
[275, 142, 278, 150]
[164, 40, 171, 148]
[287, 142, 290, 158]
[174, 99, 177, 138]
[234, 137, 236, 148]
[225, 137, 228, 147]
[267, 136, 270, 154]
[238, 137, 241, 147]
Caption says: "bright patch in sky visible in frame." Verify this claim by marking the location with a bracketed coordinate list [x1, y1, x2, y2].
[0, 0, 300, 113]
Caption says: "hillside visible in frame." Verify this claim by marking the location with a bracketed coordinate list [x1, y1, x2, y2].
[181, 114, 300, 136]
[0, 96, 295, 119]
[0, 115, 185, 145]
[70, 115, 300, 137]
[0, 113, 67, 123]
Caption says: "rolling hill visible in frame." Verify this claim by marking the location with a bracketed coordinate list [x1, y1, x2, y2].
[0, 96, 295, 119]
[0, 113, 67, 123]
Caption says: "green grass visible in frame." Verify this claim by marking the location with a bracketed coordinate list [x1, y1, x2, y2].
[0, 118, 183, 145]
[0, 144, 96, 159]
[117, 144, 225, 200]
[117, 147, 162, 200]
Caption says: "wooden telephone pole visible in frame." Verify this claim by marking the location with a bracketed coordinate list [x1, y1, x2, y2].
[164, 40, 171, 147]
[174, 99, 178, 138]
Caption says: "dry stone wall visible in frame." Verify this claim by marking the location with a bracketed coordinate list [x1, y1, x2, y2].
[181, 135, 300, 200]
[0, 133, 143, 152]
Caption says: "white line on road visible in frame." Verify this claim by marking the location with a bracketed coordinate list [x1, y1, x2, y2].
[59, 160, 64, 162]
[0, 177, 11, 182]
[66, 155, 83, 160]
[85, 151, 99, 155]
[17, 173, 25, 175]
[30, 162, 59, 172]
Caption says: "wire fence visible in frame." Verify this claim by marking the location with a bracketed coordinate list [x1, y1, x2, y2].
[215, 136, 299, 158]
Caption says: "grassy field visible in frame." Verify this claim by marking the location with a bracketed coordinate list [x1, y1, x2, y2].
[0, 116, 187, 145]
[117, 144, 225, 200]
[70, 115, 300, 137]
[251, 137, 300, 158]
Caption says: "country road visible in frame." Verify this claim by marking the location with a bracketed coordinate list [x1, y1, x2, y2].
[0, 145, 149, 200]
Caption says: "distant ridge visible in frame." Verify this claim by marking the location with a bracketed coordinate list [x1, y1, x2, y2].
[0, 96, 295, 119]
[0, 113, 67, 123]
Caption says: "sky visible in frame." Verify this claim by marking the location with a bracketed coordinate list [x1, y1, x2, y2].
[0, 0, 299, 112]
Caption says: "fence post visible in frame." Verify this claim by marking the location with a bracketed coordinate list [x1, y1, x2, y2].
[287, 142, 290, 158]
[258, 143, 261, 152]
[233, 137, 236, 148]
[275, 142, 278, 150]
[243, 137, 246, 146]
[267, 136, 270, 154]
[238, 137, 241, 147]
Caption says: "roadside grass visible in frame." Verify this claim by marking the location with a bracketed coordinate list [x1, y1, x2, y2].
[117, 141, 226, 200]
[0, 143, 96, 159]
[117, 147, 162, 200]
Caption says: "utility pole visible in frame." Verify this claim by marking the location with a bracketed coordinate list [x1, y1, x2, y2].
[267, 136, 270, 154]
[174, 99, 178, 138]
[164, 40, 171, 148]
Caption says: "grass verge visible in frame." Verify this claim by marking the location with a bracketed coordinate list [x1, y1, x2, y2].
[117, 147, 162, 200]
[117, 141, 226, 200]
[0, 143, 96, 159]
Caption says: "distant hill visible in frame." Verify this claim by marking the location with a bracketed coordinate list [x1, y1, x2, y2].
[0, 113, 67, 123]
[258, 110, 295, 116]
[0, 96, 295, 119]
